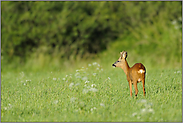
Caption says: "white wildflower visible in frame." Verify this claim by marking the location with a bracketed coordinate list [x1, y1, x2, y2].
[175, 25, 179, 29]
[96, 68, 99, 70]
[85, 81, 90, 84]
[66, 75, 68, 77]
[26, 80, 31, 82]
[8, 104, 12, 108]
[53, 100, 58, 104]
[141, 108, 147, 113]
[82, 89, 89, 94]
[69, 83, 74, 88]
[74, 109, 79, 112]
[76, 76, 81, 78]
[76, 69, 79, 72]
[62, 78, 66, 81]
[53, 78, 57, 81]
[24, 83, 26, 85]
[93, 73, 97, 76]
[86, 85, 91, 88]
[148, 102, 153, 106]
[4, 107, 8, 110]
[91, 107, 97, 112]
[177, 71, 181, 73]
[84, 85, 90, 88]
[172, 20, 177, 25]
[88, 64, 91, 66]
[5, 103, 13, 110]
[132, 112, 137, 117]
[91, 84, 96, 87]
[75, 72, 80, 76]
[83, 87, 98, 93]
[70, 97, 77, 102]
[108, 77, 110, 80]
[20, 72, 25, 78]
[92, 62, 97, 65]
[89, 88, 98, 92]
[145, 102, 153, 108]
[148, 108, 154, 114]
[100, 103, 105, 107]
[82, 76, 88, 81]
[138, 99, 147, 103]
[75, 83, 80, 86]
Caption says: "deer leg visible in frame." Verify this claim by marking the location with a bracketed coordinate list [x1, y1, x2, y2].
[133, 81, 138, 97]
[142, 79, 146, 96]
[129, 80, 132, 97]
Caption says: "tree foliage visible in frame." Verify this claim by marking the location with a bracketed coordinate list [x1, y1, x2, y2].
[1, 1, 182, 63]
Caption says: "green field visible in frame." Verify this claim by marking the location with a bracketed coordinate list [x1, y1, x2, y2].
[1, 62, 182, 122]
[1, 1, 182, 122]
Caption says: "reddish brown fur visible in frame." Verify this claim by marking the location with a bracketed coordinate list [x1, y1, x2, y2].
[112, 51, 146, 97]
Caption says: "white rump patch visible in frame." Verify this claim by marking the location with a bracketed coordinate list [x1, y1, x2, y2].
[138, 69, 145, 74]
[138, 78, 141, 82]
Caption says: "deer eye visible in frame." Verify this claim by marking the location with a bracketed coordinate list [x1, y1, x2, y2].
[117, 61, 120, 62]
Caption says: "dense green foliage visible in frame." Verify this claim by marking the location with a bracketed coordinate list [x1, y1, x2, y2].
[1, 62, 182, 122]
[1, 1, 182, 69]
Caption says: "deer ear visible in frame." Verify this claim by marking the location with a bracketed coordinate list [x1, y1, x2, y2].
[120, 51, 124, 56]
[120, 51, 123, 59]
[121, 51, 127, 59]
[123, 51, 127, 59]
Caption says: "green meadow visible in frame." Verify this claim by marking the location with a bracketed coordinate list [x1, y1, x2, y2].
[1, 61, 182, 122]
[1, 1, 182, 122]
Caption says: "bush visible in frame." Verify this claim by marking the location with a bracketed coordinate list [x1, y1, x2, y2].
[1, 1, 182, 66]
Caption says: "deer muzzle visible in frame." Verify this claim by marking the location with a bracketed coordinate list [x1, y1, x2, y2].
[112, 64, 116, 67]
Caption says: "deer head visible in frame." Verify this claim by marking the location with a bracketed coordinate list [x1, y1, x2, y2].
[112, 51, 128, 68]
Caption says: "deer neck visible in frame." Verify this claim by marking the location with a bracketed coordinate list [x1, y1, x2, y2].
[122, 60, 130, 76]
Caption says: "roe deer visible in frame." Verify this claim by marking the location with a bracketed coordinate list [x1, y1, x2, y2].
[112, 51, 146, 97]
